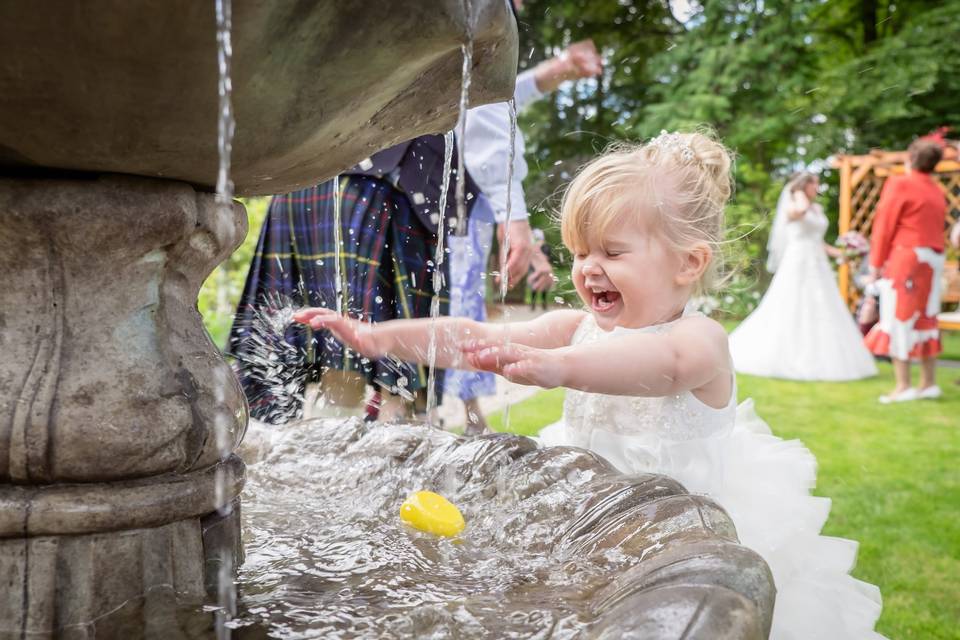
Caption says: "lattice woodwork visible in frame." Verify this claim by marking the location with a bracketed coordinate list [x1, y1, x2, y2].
[833, 143, 960, 315]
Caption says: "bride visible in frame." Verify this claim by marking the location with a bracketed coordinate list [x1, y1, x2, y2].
[730, 173, 877, 380]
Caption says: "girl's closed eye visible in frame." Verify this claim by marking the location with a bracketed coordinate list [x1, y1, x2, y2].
[603, 245, 630, 258]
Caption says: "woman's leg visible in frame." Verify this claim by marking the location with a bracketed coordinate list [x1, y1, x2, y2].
[892, 358, 912, 393]
[919, 357, 937, 390]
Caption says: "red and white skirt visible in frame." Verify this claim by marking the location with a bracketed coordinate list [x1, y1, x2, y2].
[864, 245, 945, 360]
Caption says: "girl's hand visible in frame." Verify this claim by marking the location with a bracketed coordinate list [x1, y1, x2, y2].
[462, 341, 566, 388]
[292, 308, 386, 358]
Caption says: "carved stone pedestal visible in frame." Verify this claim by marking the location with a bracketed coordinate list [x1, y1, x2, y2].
[0, 175, 248, 637]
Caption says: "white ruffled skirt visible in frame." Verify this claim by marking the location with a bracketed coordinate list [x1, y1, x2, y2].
[538, 400, 885, 640]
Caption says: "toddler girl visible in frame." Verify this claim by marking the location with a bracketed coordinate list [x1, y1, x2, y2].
[294, 132, 884, 639]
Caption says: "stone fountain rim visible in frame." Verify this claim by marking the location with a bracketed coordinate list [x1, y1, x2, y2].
[0, 455, 244, 538]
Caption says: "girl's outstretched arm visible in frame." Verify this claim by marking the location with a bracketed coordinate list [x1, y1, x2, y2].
[465, 315, 732, 402]
[292, 308, 586, 370]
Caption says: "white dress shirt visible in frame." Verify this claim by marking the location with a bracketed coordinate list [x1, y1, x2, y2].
[458, 69, 543, 224]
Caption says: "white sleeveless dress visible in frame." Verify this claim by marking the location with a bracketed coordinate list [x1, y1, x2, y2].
[729, 203, 877, 381]
[539, 315, 885, 640]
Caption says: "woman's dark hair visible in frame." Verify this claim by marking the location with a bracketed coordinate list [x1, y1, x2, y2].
[908, 139, 944, 173]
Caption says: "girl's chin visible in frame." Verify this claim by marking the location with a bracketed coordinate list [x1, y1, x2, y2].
[590, 309, 621, 330]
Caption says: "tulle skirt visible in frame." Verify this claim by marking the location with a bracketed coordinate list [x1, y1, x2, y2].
[538, 400, 886, 640]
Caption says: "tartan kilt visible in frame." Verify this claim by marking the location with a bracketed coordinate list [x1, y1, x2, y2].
[228, 174, 448, 417]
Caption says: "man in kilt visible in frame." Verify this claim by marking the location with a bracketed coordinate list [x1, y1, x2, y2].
[229, 135, 478, 423]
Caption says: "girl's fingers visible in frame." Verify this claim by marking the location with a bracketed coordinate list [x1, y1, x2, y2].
[469, 345, 527, 370]
[461, 339, 495, 354]
[502, 362, 543, 387]
[292, 307, 337, 324]
[308, 315, 342, 330]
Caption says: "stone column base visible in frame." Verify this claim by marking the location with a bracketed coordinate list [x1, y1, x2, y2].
[0, 457, 244, 638]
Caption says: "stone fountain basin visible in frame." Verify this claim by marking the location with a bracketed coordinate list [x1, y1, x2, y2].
[0, 0, 517, 195]
[227, 418, 776, 639]
[0, 418, 775, 638]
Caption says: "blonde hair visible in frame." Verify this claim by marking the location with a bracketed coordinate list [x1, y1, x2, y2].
[559, 131, 733, 292]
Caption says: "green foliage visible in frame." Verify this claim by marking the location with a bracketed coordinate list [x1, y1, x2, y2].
[517, 0, 960, 293]
[198, 197, 269, 349]
[200, 1, 960, 333]
[811, 1, 960, 152]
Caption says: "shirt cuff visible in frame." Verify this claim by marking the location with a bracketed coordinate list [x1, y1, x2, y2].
[488, 184, 529, 223]
[514, 69, 544, 111]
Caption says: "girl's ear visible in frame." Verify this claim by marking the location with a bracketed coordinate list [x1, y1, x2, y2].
[675, 242, 712, 286]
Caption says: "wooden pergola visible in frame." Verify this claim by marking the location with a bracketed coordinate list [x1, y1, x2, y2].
[833, 142, 960, 330]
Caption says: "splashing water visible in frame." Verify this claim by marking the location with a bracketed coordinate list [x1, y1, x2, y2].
[332, 176, 345, 314]
[426, 6, 475, 420]
[498, 98, 519, 432]
[213, 0, 237, 635]
[230, 293, 310, 425]
[498, 98, 518, 305]
[218, 419, 748, 638]
[425, 132, 457, 421]
[214, 1, 233, 207]
[453, 42, 473, 237]
[55, 419, 763, 637]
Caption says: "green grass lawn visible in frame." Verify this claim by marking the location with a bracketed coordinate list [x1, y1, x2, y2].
[941, 328, 960, 361]
[490, 363, 960, 639]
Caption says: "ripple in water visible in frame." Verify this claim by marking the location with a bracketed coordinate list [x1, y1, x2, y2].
[211, 418, 741, 639]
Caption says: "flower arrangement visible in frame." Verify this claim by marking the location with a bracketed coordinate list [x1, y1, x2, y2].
[834, 231, 869, 263]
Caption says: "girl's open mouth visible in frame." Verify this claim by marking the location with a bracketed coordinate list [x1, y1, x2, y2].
[591, 290, 621, 313]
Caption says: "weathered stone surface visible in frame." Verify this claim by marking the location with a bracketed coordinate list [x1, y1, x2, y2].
[0, 0, 518, 195]
[0, 518, 207, 639]
[200, 498, 244, 598]
[0, 455, 244, 537]
[0, 176, 247, 483]
[0, 175, 248, 638]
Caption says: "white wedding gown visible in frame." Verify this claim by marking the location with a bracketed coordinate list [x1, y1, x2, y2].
[729, 203, 877, 380]
[539, 315, 885, 640]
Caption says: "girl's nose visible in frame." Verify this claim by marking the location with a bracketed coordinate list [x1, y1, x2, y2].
[581, 260, 602, 275]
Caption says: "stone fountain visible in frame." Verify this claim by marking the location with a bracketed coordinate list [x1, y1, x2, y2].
[0, 1, 775, 638]
[0, 0, 516, 635]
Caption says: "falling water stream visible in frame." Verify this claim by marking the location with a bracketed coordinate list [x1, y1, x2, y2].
[425, 132, 457, 420]
[453, 40, 474, 239]
[498, 99, 518, 305]
[425, 4, 475, 419]
[208, 0, 557, 634]
[213, 0, 237, 636]
[498, 98, 519, 432]
[332, 175, 345, 314]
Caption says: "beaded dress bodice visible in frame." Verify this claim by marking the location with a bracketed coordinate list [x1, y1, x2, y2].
[560, 314, 737, 451]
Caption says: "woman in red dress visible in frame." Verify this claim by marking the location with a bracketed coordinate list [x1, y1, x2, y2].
[864, 139, 948, 403]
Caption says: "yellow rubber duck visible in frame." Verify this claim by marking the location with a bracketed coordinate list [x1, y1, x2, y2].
[399, 490, 465, 537]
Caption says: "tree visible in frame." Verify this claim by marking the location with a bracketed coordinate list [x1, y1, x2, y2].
[515, 0, 959, 299]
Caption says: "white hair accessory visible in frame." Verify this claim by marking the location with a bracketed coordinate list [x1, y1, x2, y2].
[650, 130, 696, 162]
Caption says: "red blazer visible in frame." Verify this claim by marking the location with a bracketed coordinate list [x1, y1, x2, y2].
[870, 171, 947, 269]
